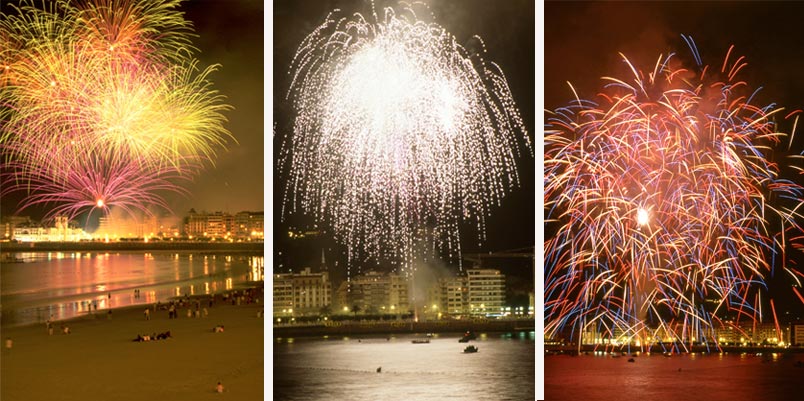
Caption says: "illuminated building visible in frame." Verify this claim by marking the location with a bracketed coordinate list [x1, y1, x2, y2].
[444, 276, 469, 315]
[2, 215, 32, 240]
[466, 268, 506, 316]
[10, 216, 90, 242]
[339, 271, 411, 315]
[273, 268, 331, 317]
[792, 323, 804, 346]
[184, 209, 263, 239]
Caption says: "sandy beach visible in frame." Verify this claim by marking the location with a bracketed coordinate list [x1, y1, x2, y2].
[1, 289, 264, 401]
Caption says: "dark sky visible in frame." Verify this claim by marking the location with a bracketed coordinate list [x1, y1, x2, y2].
[175, 0, 264, 214]
[545, 1, 804, 113]
[545, 1, 804, 315]
[273, 0, 535, 271]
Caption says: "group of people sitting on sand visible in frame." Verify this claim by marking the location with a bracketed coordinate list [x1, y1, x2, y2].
[132, 331, 172, 342]
[212, 325, 225, 333]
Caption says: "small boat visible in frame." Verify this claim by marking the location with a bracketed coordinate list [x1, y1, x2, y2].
[458, 331, 477, 343]
[411, 339, 430, 344]
[463, 345, 478, 353]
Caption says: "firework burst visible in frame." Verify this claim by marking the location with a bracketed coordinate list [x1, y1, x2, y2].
[281, 3, 530, 266]
[1, 0, 232, 221]
[545, 37, 804, 348]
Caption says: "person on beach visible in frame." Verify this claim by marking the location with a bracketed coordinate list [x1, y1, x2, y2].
[107, 309, 112, 320]
[5, 337, 12, 349]
[216, 382, 224, 393]
[187, 308, 192, 318]
[144, 308, 150, 320]
[203, 307, 208, 317]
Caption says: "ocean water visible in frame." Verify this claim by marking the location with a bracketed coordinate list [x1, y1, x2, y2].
[0, 251, 263, 327]
[273, 333, 535, 401]
[545, 352, 804, 401]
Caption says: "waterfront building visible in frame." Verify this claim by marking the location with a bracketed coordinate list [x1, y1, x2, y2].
[340, 271, 411, 314]
[792, 323, 804, 346]
[424, 269, 507, 317]
[2, 215, 32, 240]
[95, 215, 159, 239]
[273, 268, 332, 317]
[273, 275, 294, 318]
[184, 209, 263, 240]
[235, 211, 264, 238]
[184, 209, 207, 238]
[425, 278, 447, 318]
[11, 216, 90, 242]
[444, 276, 469, 315]
[466, 268, 506, 316]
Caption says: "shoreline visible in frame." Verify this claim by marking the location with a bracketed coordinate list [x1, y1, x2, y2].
[273, 318, 535, 337]
[1, 284, 264, 401]
[1, 241, 264, 253]
[3, 282, 265, 330]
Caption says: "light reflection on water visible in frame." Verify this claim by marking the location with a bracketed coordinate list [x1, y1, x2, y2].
[0, 251, 264, 327]
[546, 352, 804, 401]
[274, 333, 535, 401]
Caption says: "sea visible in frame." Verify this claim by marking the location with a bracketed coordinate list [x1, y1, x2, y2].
[273, 332, 536, 401]
[0, 251, 264, 327]
[545, 351, 804, 401]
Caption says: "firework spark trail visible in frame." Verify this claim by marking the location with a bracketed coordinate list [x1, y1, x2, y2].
[2, 152, 196, 220]
[545, 39, 804, 347]
[282, 3, 530, 267]
[0, 0, 232, 220]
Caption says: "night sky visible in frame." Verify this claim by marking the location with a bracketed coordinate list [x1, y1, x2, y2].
[273, 0, 535, 272]
[168, 0, 265, 215]
[545, 1, 804, 315]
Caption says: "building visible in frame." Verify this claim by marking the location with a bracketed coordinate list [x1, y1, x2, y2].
[94, 215, 160, 239]
[273, 275, 294, 318]
[339, 271, 411, 315]
[792, 323, 804, 346]
[273, 268, 332, 317]
[184, 209, 207, 238]
[184, 209, 263, 240]
[2, 215, 32, 240]
[10, 216, 90, 242]
[235, 211, 264, 238]
[466, 268, 506, 316]
[444, 275, 469, 315]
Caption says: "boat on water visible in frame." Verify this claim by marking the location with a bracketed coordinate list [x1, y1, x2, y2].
[458, 331, 477, 343]
[411, 339, 430, 344]
[463, 345, 479, 353]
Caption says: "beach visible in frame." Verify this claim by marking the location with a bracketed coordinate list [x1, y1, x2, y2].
[0, 289, 264, 401]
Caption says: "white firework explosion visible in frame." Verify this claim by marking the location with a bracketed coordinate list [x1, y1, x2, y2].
[281, 3, 530, 267]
